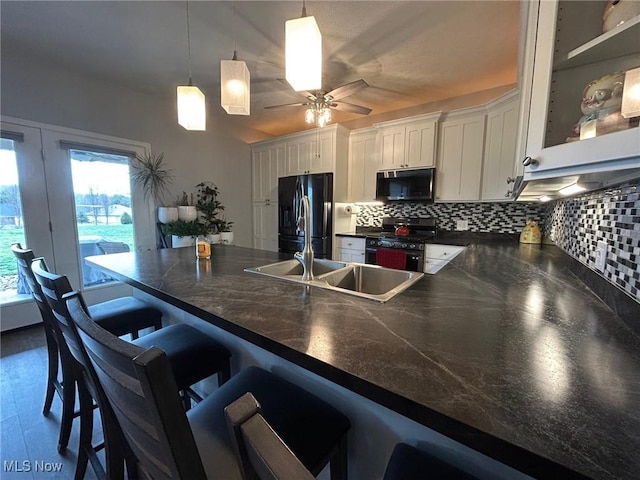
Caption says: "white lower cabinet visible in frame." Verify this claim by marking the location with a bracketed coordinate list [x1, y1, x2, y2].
[253, 202, 278, 252]
[423, 245, 466, 274]
[335, 236, 365, 263]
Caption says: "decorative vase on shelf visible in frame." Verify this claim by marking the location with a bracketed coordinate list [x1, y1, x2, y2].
[220, 231, 234, 245]
[207, 233, 222, 244]
[178, 206, 197, 222]
[158, 207, 178, 224]
[172, 235, 195, 248]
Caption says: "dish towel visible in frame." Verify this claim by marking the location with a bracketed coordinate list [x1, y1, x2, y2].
[376, 248, 407, 270]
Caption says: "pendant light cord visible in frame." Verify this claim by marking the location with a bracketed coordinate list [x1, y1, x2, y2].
[233, 1, 238, 60]
[301, 0, 307, 17]
[185, 0, 193, 84]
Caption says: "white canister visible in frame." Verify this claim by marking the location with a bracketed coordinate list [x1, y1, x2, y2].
[172, 235, 195, 248]
[178, 206, 197, 222]
[220, 232, 234, 245]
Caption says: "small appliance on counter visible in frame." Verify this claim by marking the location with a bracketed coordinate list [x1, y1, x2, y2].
[519, 220, 542, 244]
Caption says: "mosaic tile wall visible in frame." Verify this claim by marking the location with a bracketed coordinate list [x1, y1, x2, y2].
[356, 202, 548, 233]
[355, 185, 640, 303]
[544, 183, 640, 303]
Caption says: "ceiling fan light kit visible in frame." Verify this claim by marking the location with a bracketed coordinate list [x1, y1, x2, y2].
[177, 0, 206, 131]
[285, 14, 322, 92]
[221, 51, 250, 115]
[177, 83, 206, 130]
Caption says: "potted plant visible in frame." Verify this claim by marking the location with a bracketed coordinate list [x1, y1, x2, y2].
[195, 182, 224, 244]
[216, 217, 234, 245]
[177, 191, 197, 222]
[131, 152, 176, 223]
[161, 220, 208, 248]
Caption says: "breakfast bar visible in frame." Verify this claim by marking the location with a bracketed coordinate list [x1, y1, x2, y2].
[86, 240, 640, 480]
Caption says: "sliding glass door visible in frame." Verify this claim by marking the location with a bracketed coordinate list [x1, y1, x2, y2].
[0, 119, 153, 331]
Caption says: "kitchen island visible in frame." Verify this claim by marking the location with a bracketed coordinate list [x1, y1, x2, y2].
[87, 241, 640, 480]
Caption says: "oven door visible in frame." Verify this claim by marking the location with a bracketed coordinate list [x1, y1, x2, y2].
[365, 246, 423, 272]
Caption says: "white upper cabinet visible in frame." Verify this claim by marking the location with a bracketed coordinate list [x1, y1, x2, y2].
[284, 126, 347, 176]
[436, 108, 486, 201]
[348, 128, 378, 202]
[521, 0, 640, 180]
[252, 142, 285, 203]
[482, 92, 520, 201]
[377, 114, 441, 170]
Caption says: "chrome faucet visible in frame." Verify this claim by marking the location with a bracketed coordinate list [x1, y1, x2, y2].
[294, 195, 314, 281]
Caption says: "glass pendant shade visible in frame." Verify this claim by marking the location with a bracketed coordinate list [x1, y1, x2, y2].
[285, 16, 322, 92]
[221, 59, 250, 115]
[177, 85, 206, 130]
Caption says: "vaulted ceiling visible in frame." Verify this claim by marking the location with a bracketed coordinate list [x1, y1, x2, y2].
[1, 1, 521, 139]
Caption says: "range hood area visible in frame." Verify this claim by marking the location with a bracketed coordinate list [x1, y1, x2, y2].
[514, 165, 640, 202]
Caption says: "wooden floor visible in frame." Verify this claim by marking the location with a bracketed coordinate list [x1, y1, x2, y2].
[1, 325, 102, 480]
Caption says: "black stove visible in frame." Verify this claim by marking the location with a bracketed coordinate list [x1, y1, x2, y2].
[364, 217, 437, 271]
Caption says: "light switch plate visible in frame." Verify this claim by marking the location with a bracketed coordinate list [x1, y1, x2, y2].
[594, 241, 608, 273]
[456, 220, 469, 231]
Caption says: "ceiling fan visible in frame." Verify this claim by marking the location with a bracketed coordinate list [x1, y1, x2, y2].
[266, 79, 372, 127]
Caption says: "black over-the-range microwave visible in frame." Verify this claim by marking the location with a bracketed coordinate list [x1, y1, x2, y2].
[375, 168, 436, 202]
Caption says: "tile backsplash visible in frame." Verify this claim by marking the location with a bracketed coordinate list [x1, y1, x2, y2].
[356, 202, 547, 233]
[544, 183, 639, 303]
[355, 183, 640, 304]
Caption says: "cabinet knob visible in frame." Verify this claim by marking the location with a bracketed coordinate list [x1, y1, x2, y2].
[505, 190, 513, 197]
[522, 156, 538, 167]
[506, 176, 516, 184]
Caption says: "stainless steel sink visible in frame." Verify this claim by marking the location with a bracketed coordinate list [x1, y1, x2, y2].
[247, 258, 347, 278]
[245, 260, 424, 302]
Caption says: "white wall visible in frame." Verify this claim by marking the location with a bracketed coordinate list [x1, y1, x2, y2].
[1, 46, 256, 248]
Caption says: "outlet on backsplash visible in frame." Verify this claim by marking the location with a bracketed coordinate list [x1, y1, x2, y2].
[456, 220, 469, 231]
[594, 241, 608, 273]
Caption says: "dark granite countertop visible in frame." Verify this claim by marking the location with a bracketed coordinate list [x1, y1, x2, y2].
[86, 241, 640, 480]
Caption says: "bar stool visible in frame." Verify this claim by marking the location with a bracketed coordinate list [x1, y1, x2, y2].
[65, 291, 351, 480]
[31, 258, 232, 480]
[11, 243, 162, 453]
[226, 393, 480, 480]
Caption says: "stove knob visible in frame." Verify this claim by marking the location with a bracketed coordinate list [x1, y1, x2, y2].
[377, 241, 382, 246]
[401, 243, 408, 248]
[409, 244, 416, 249]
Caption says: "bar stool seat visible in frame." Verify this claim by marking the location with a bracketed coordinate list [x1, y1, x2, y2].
[134, 323, 231, 390]
[189, 366, 350, 478]
[88, 297, 162, 338]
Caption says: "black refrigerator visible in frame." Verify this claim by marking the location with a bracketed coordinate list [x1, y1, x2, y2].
[278, 173, 333, 258]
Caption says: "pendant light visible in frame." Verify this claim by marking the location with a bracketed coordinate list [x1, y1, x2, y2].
[177, 1, 206, 131]
[221, 2, 250, 115]
[285, 1, 322, 92]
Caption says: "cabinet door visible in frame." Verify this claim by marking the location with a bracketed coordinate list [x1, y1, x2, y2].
[253, 202, 278, 252]
[268, 144, 285, 200]
[405, 120, 437, 168]
[309, 131, 334, 173]
[287, 140, 310, 176]
[348, 132, 378, 202]
[523, 0, 640, 178]
[482, 98, 519, 201]
[252, 148, 269, 202]
[379, 126, 406, 169]
[436, 114, 486, 201]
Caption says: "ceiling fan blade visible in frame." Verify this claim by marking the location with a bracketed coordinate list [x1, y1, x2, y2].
[326, 79, 369, 101]
[264, 102, 308, 110]
[331, 101, 372, 115]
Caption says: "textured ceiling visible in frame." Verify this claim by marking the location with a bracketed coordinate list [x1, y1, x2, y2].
[0, 1, 521, 139]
